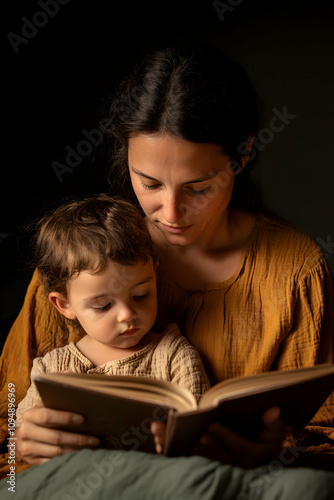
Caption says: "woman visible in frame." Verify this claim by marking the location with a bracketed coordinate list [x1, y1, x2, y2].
[1, 44, 333, 469]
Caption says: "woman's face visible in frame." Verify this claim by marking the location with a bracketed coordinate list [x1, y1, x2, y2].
[128, 134, 237, 247]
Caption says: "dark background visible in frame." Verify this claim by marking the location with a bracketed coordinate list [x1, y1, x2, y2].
[1, 0, 334, 352]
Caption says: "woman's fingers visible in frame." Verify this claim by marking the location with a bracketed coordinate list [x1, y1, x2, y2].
[200, 423, 253, 465]
[261, 406, 282, 433]
[253, 406, 285, 459]
[194, 407, 285, 468]
[260, 407, 285, 443]
[25, 400, 85, 428]
[194, 430, 237, 464]
[19, 419, 99, 449]
[17, 424, 100, 464]
[16, 401, 100, 464]
[17, 431, 98, 465]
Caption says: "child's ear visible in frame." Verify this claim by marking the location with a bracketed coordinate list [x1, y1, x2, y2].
[48, 292, 76, 320]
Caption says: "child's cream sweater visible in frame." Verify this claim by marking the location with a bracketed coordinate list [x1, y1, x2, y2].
[16, 323, 210, 427]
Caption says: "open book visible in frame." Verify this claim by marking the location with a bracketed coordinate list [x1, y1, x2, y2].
[34, 364, 334, 456]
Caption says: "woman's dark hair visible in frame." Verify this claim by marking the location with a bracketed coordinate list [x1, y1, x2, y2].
[32, 194, 154, 296]
[104, 43, 262, 210]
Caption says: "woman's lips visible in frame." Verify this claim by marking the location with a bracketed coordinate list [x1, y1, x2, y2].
[161, 223, 192, 234]
[120, 328, 139, 337]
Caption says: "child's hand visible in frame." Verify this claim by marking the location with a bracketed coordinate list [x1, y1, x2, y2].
[150, 421, 167, 454]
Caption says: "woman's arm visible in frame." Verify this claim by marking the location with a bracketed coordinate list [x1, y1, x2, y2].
[15, 401, 100, 465]
[15, 358, 100, 465]
[274, 257, 334, 466]
[192, 260, 334, 467]
[0, 269, 83, 443]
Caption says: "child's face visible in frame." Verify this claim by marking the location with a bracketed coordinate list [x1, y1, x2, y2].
[63, 257, 157, 349]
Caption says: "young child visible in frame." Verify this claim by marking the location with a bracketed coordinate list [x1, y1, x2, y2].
[15, 194, 210, 428]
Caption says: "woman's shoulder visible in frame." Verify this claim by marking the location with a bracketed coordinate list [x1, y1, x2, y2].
[250, 211, 326, 277]
[255, 212, 319, 249]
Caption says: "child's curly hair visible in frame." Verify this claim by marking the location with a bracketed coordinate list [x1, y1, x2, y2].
[33, 194, 155, 297]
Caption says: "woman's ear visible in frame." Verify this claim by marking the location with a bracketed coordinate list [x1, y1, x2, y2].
[48, 292, 77, 320]
[240, 134, 255, 170]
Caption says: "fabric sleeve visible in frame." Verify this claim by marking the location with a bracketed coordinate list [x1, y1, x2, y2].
[275, 258, 334, 369]
[15, 357, 48, 428]
[169, 343, 211, 404]
[0, 269, 83, 443]
[275, 258, 334, 464]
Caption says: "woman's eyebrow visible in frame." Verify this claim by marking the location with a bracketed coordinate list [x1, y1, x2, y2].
[131, 167, 217, 184]
[131, 168, 158, 181]
[185, 176, 215, 184]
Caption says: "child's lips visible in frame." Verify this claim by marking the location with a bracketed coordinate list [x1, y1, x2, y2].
[120, 328, 139, 337]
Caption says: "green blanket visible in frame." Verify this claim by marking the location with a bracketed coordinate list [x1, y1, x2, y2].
[1, 449, 334, 500]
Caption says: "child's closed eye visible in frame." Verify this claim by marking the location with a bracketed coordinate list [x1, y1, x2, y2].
[93, 303, 111, 313]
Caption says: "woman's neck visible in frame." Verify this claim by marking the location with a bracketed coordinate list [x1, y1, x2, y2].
[150, 208, 257, 292]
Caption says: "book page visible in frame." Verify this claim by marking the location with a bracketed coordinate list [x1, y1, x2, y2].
[34, 373, 198, 413]
[198, 364, 334, 409]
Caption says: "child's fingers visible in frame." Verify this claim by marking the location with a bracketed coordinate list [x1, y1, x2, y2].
[150, 421, 166, 454]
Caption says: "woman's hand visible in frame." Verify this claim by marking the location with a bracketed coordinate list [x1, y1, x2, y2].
[151, 407, 285, 468]
[194, 407, 285, 468]
[16, 400, 100, 465]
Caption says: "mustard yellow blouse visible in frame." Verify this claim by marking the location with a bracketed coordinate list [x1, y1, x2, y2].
[154, 214, 334, 452]
[156, 214, 334, 383]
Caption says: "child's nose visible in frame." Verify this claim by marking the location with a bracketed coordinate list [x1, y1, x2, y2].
[117, 303, 137, 323]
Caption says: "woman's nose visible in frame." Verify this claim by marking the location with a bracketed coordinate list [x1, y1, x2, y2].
[117, 303, 137, 323]
[163, 192, 186, 224]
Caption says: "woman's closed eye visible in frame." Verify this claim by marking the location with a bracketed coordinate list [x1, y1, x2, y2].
[188, 186, 212, 196]
[141, 181, 212, 196]
[141, 181, 161, 190]
[132, 292, 150, 301]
